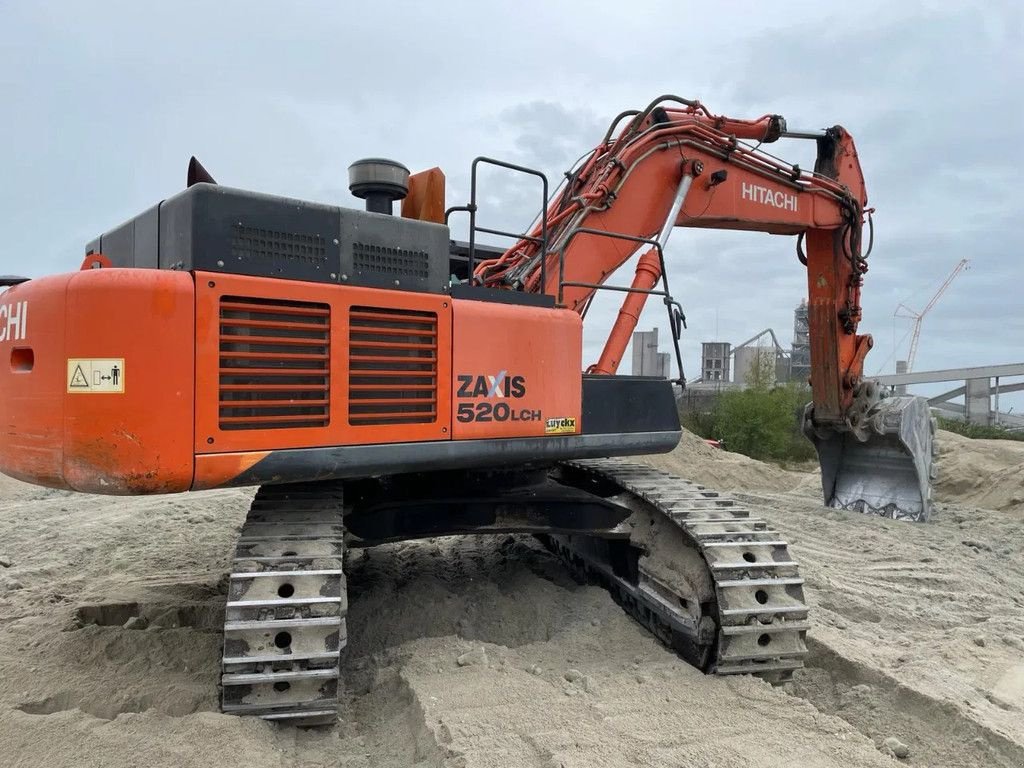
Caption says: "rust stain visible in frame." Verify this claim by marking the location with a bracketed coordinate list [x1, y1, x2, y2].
[65, 436, 187, 495]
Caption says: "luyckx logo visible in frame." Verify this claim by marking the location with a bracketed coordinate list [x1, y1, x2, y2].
[457, 371, 526, 399]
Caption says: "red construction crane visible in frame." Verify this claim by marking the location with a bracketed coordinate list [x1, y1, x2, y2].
[895, 258, 969, 372]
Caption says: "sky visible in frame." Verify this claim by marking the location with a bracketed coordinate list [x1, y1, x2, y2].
[1, 1, 1021, 407]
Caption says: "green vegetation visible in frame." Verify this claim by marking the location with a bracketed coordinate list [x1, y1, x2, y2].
[681, 350, 816, 463]
[683, 357, 1024, 463]
[681, 383, 817, 463]
[936, 416, 1024, 442]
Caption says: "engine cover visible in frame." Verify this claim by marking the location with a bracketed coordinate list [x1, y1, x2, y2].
[86, 183, 451, 294]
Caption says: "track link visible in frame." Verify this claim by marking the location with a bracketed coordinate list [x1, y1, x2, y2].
[552, 459, 809, 682]
[221, 482, 346, 725]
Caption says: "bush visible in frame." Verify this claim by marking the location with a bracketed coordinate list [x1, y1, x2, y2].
[681, 384, 816, 463]
[936, 416, 1024, 442]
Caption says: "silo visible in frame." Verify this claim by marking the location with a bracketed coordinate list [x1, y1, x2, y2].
[734, 346, 776, 388]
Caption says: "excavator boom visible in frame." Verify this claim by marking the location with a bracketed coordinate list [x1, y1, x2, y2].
[474, 95, 936, 520]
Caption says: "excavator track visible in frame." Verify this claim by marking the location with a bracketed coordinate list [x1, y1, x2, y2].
[218, 460, 807, 726]
[221, 482, 347, 725]
[550, 459, 809, 682]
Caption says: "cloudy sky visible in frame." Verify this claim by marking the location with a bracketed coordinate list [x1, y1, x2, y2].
[2, 1, 1021, 405]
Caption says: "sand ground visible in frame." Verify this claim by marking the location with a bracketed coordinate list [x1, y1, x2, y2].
[0, 430, 1021, 767]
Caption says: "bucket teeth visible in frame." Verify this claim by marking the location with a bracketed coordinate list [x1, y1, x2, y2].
[804, 393, 936, 521]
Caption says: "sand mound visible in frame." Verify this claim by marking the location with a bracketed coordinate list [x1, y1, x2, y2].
[0, 484, 906, 768]
[640, 428, 805, 494]
[4, 428, 1024, 766]
[934, 429, 1024, 512]
[644, 427, 1024, 514]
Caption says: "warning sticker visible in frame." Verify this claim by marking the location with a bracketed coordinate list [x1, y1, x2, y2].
[544, 417, 577, 435]
[67, 359, 125, 394]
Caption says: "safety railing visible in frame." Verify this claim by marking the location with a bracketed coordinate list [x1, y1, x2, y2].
[556, 227, 686, 385]
[445, 157, 549, 288]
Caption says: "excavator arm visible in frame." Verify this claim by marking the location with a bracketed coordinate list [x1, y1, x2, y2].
[474, 96, 936, 520]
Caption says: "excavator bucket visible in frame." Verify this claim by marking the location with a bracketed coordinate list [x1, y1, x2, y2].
[803, 394, 937, 522]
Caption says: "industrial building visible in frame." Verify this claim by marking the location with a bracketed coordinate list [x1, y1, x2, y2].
[631, 328, 672, 378]
[700, 342, 731, 382]
[732, 329, 791, 387]
[790, 300, 810, 384]
[689, 301, 808, 389]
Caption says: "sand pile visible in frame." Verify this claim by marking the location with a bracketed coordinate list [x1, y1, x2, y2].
[640, 428, 805, 494]
[0, 477, 904, 768]
[2, 427, 1024, 767]
[645, 426, 1024, 514]
[934, 429, 1024, 512]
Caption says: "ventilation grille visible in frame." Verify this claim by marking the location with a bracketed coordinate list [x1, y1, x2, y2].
[352, 242, 430, 278]
[349, 306, 437, 426]
[219, 296, 330, 431]
[231, 224, 328, 264]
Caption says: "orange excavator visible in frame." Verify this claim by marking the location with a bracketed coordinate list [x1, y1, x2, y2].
[0, 96, 934, 724]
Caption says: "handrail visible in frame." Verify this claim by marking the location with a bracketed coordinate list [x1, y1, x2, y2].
[445, 157, 549, 289]
[556, 227, 686, 385]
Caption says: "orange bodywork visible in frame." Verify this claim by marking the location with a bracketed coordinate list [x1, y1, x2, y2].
[451, 300, 581, 440]
[193, 451, 270, 491]
[194, 272, 453, 454]
[0, 269, 194, 494]
[0, 269, 584, 494]
[401, 167, 447, 224]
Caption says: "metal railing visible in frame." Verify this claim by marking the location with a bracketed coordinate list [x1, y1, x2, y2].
[444, 160, 686, 385]
[445, 157, 549, 288]
[556, 227, 686, 385]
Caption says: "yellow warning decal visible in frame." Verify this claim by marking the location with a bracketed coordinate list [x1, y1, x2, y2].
[545, 417, 577, 435]
[67, 359, 125, 394]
